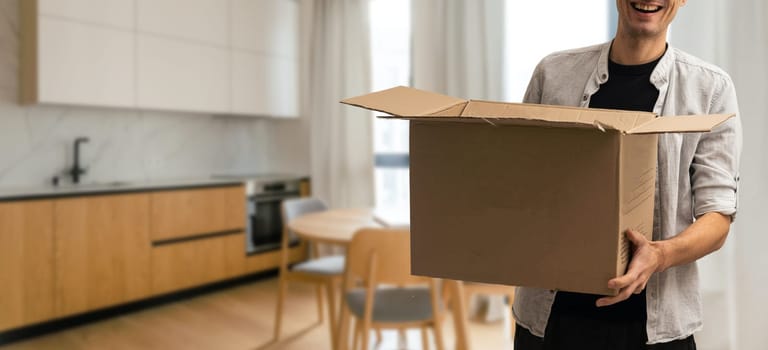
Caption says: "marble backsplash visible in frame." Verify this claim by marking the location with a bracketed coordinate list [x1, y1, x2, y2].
[0, 0, 309, 189]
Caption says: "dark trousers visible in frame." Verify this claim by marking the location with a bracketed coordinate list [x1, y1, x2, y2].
[514, 317, 696, 350]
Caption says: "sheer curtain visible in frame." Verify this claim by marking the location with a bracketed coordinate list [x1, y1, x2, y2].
[411, 0, 505, 100]
[672, 1, 768, 349]
[301, 0, 375, 210]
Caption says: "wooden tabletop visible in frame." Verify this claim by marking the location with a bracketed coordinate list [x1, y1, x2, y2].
[286, 208, 380, 245]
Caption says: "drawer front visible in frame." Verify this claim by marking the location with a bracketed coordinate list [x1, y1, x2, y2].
[150, 186, 245, 242]
[151, 233, 246, 295]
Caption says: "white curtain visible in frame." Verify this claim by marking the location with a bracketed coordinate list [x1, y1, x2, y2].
[411, 0, 507, 323]
[301, 0, 375, 211]
[673, 1, 768, 349]
[411, 0, 505, 100]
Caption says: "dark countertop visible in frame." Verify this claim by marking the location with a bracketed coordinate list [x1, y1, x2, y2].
[0, 178, 245, 202]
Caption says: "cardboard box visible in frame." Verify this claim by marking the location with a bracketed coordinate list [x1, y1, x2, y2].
[342, 86, 734, 295]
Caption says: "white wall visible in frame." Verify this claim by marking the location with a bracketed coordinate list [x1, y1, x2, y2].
[0, 0, 310, 188]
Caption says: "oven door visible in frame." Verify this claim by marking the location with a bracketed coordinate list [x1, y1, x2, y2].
[248, 191, 300, 253]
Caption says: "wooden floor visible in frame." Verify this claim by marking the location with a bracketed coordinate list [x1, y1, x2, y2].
[0, 277, 514, 350]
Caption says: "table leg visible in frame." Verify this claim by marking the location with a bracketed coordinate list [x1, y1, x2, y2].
[445, 279, 470, 350]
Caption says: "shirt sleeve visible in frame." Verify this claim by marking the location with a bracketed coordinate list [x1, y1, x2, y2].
[691, 75, 742, 219]
[523, 60, 544, 104]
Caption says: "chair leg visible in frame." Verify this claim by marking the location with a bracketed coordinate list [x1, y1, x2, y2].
[315, 285, 325, 324]
[421, 327, 430, 350]
[440, 280, 451, 309]
[353, 319, 361, 350]
[375, 327, 383, 345]
[508, 292, 516, 340]
[338, 305, 351, 350]
[273, 275, 288, 340]
[432, 320, 445, 350]
[326, 281, 338, 348]
[361, 319, 371, 350]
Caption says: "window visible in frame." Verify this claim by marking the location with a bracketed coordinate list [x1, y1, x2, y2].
[369, 0, 411, 210]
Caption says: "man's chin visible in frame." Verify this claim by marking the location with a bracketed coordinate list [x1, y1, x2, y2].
[624, 25, 665, 40]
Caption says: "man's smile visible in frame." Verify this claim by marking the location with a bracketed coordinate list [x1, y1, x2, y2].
[631, 2, 663, 14]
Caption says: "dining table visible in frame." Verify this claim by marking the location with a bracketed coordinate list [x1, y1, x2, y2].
[287, 207, 471, 350]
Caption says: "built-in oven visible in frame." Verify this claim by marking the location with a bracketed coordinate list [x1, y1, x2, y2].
[247, 180, 302, 253]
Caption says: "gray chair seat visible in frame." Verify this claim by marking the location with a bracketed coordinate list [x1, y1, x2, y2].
[292, 255, 345, 275]
[345, 287, 437, 323]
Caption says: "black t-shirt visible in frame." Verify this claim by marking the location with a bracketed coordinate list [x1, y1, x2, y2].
[551, 53, 662, 322]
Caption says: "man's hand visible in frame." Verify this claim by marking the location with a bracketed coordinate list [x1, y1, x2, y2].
[596, 229, 666, 307]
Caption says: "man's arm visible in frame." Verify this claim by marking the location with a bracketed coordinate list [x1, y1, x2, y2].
[596, 212, 731, 307]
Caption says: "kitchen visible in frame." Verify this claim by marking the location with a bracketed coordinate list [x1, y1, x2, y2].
[1, 0, 768, 349]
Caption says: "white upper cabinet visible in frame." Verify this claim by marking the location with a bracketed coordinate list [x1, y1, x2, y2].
[22, 0, 300, 117]
[230, 0, 300, 117]
[231, 51, 298, 117]
[231, 0, 298, 58]
[39, 0, 134, 29]
[137, 0, 228, 47]
[137, 35, 229, 113]
[36, 17, 135, 107]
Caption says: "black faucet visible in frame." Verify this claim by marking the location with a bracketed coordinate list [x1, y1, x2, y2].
[70, 137, 89, 184]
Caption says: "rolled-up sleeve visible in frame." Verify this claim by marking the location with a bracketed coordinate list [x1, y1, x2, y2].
[691, 76, 742, 219]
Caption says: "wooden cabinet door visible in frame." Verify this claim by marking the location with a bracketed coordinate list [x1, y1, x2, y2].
[54, 194, 151, 317]
[149, 186, 245, 242]
[0, 200, 55, 331]
[151, 233, 246, 295]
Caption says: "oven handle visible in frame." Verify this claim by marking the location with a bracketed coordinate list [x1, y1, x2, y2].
[249, 191, 301, 203]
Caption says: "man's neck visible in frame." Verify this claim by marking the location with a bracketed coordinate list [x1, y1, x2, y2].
[610, 33, 667, 65]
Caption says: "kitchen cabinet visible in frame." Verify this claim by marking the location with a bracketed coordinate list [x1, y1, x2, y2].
[136, 35, 229, 113]
[230, 0, 299, 117]
[149, 185, 246, 294]
[21, 0, 300, 117]
[149, 186, 245, 242]
[38, 0, 134, 29]
[152, 234, 246, 295]
[0, 183, 304, 332]
[22, 12, 135, 107]
[231, 0, 298, 57]
[231, 51, 299, 117]
[54, 194, 152, 317]
[0, 201, 55, 331]
[137, 0, 228, 47]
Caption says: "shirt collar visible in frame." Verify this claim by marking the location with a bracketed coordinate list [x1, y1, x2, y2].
[596, 40, 674, 89]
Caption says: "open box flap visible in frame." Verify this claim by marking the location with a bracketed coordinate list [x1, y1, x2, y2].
[462, 100, 655, 131]
[627, 114, 735, 134]
[340, 86, 467, 117]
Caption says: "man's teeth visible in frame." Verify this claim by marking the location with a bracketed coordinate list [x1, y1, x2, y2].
[633, 3, 661, 12]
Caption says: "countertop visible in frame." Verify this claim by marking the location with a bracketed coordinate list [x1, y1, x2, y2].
[0, 178, 246, 202]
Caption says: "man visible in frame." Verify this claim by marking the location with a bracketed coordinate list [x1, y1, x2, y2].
[513, 0, 742, 348]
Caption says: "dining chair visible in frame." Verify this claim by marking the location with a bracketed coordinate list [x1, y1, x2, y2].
[338, 228, 444, 350]
[273, 197, 345, 345]
[443, 282, 516, 337]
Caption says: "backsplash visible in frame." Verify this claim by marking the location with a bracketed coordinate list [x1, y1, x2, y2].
[0, 0, 309, 188]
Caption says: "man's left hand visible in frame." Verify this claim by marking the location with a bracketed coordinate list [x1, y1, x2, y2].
[596, 229, 666, 307]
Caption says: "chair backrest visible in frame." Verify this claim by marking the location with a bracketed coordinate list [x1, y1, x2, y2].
[281, 197, 327, 222]
[345, 228, 428, 288]
[281, 197, 327, 242]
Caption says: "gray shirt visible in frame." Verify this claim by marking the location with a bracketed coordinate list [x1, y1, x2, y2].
[512, 41, 742, 344]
